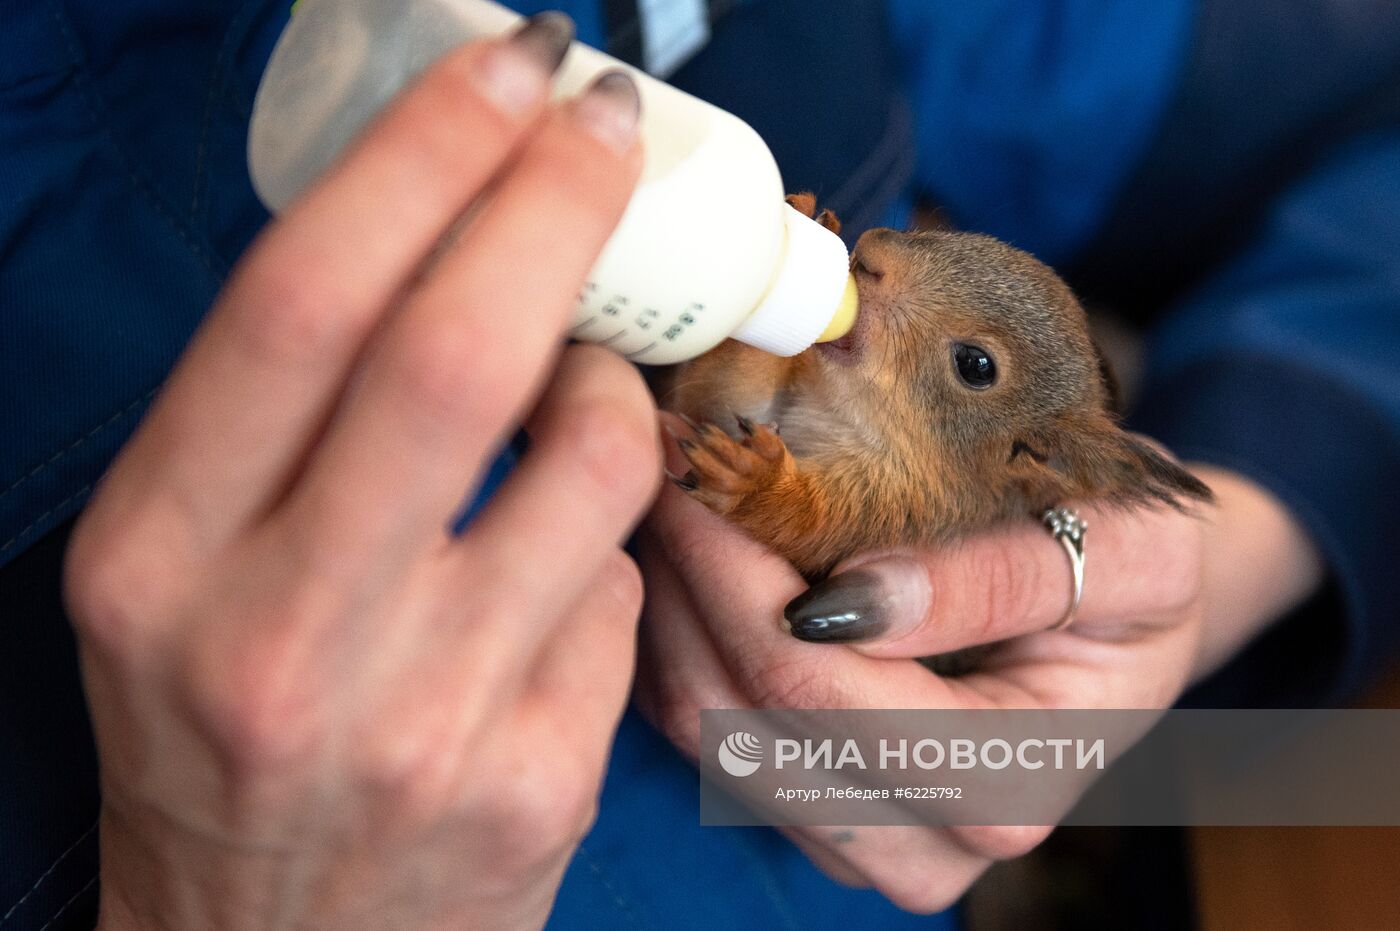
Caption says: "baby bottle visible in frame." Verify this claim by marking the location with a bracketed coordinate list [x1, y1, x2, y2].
[248, 0, 859, 364]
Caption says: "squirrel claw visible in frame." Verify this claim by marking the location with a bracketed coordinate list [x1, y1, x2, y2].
[674, 416, 793, 516]
[668, 470, 699, 491]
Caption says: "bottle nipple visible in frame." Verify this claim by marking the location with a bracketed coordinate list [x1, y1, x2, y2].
[815, 273, 859, 343]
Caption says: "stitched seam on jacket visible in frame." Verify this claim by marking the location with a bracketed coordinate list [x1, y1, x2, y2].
[1, 483, 94, 555]
[47, 1, 228, 282]
[36, 875, 96, 931]
[0, 820, 97, 927]
[0, 392, 151, 504]
[575, 842, 650, 930]
[3, 5, 234, 555]
[192, 0, 265, 233]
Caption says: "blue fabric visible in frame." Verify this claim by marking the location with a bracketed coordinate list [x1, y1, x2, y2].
[886, 0, 1196, 265]
[1135, 130, 1400, 707]
[0, 0, 269, 564]
[551, 713, 952, 930]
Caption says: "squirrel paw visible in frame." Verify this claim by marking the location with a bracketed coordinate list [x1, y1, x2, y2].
[785, 192, 842, 235]
[673, 416, 792, 515]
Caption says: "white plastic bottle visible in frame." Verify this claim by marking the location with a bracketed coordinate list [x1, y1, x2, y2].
[248, 0, 858, 365]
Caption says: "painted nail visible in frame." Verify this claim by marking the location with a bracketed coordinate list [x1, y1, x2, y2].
[508, 11, 574, 73]
[573, 70, 641, 153]
[783, 557, 931, 644]
[473, 12, 573, 115]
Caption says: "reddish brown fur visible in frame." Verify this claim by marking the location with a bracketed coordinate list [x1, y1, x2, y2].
[660, 195, 1212, 579]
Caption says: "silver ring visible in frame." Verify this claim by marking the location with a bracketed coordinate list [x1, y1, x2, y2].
[1041, 507, 1086, 632]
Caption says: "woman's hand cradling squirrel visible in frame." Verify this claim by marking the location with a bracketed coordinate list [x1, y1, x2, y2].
[636, 456, 1322, 911]
[639, 198, 1324, 910]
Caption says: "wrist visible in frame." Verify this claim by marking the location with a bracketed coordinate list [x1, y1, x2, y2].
[95, 807, 261, 931]
[93, 802, 564, 931]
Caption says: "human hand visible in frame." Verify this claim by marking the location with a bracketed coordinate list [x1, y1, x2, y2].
[634, 435, 1212, 912]
[63, 18, 657, 930]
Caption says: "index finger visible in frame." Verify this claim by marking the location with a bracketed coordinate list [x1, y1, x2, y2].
[99, 20, 571, 553]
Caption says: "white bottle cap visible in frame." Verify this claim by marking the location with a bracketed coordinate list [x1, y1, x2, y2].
[730, 203, 853, 356]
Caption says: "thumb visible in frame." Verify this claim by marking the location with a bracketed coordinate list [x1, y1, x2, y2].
[782, 524, 1081, 658]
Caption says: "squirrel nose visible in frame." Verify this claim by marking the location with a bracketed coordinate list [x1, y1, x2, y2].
[852, 229, 904, 281]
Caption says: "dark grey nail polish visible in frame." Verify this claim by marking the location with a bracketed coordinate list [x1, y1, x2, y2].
[784, 571, 889, 642]
[509, 11, 575, 74]
[574, 70, 641, 152]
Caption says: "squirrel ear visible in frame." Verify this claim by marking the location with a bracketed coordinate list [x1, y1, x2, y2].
[785, 192, 843, 234]
[1007, 415, 1213, 511]
[785, 192, 818, 218]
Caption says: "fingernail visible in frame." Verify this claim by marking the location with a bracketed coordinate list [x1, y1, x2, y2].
[474, 12, 573, 115]
[573, 70, 641, 153]
[783, 557, 931, 644]
[508, 11, 574, 73]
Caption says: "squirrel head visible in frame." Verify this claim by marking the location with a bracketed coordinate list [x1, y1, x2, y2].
[804, 227, 1212, 518]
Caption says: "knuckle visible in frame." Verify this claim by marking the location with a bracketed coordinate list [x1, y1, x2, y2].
[955, 824, 1051, 861]
[356, 725, 466, 822]
[878, 873, 972, 915]
[191, 675, 316, 770]
[643, 684, 701, 754]
[748, 655, 842, 710]
[597, 551, 645, 619]
[181, 622, 325, 770]
[558, 344, 652, 411]
[386, 327, 491, 423]
[1154, 520, 1204, 613]
[568, 396, 662, 501]
[486, 763, 598, 865]
[63, 520, 170, 653]
[229, 262, 359, 366]
[947, 538, 1034, 643]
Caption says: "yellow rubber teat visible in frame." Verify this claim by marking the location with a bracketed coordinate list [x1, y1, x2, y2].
[815, 273, 860, 342]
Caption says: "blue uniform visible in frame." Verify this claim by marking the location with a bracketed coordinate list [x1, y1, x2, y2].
[3, 0, 1399, 927]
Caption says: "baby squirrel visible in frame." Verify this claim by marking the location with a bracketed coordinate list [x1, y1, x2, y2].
[662, 194, 1212, 580]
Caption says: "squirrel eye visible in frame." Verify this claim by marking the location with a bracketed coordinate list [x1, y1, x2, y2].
[952, 343, 997, 389]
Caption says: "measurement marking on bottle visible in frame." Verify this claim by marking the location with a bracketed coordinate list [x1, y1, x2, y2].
[625, 342, 658, 360]
[571, 317, 598, 335]
[597, 329, 629, 347]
